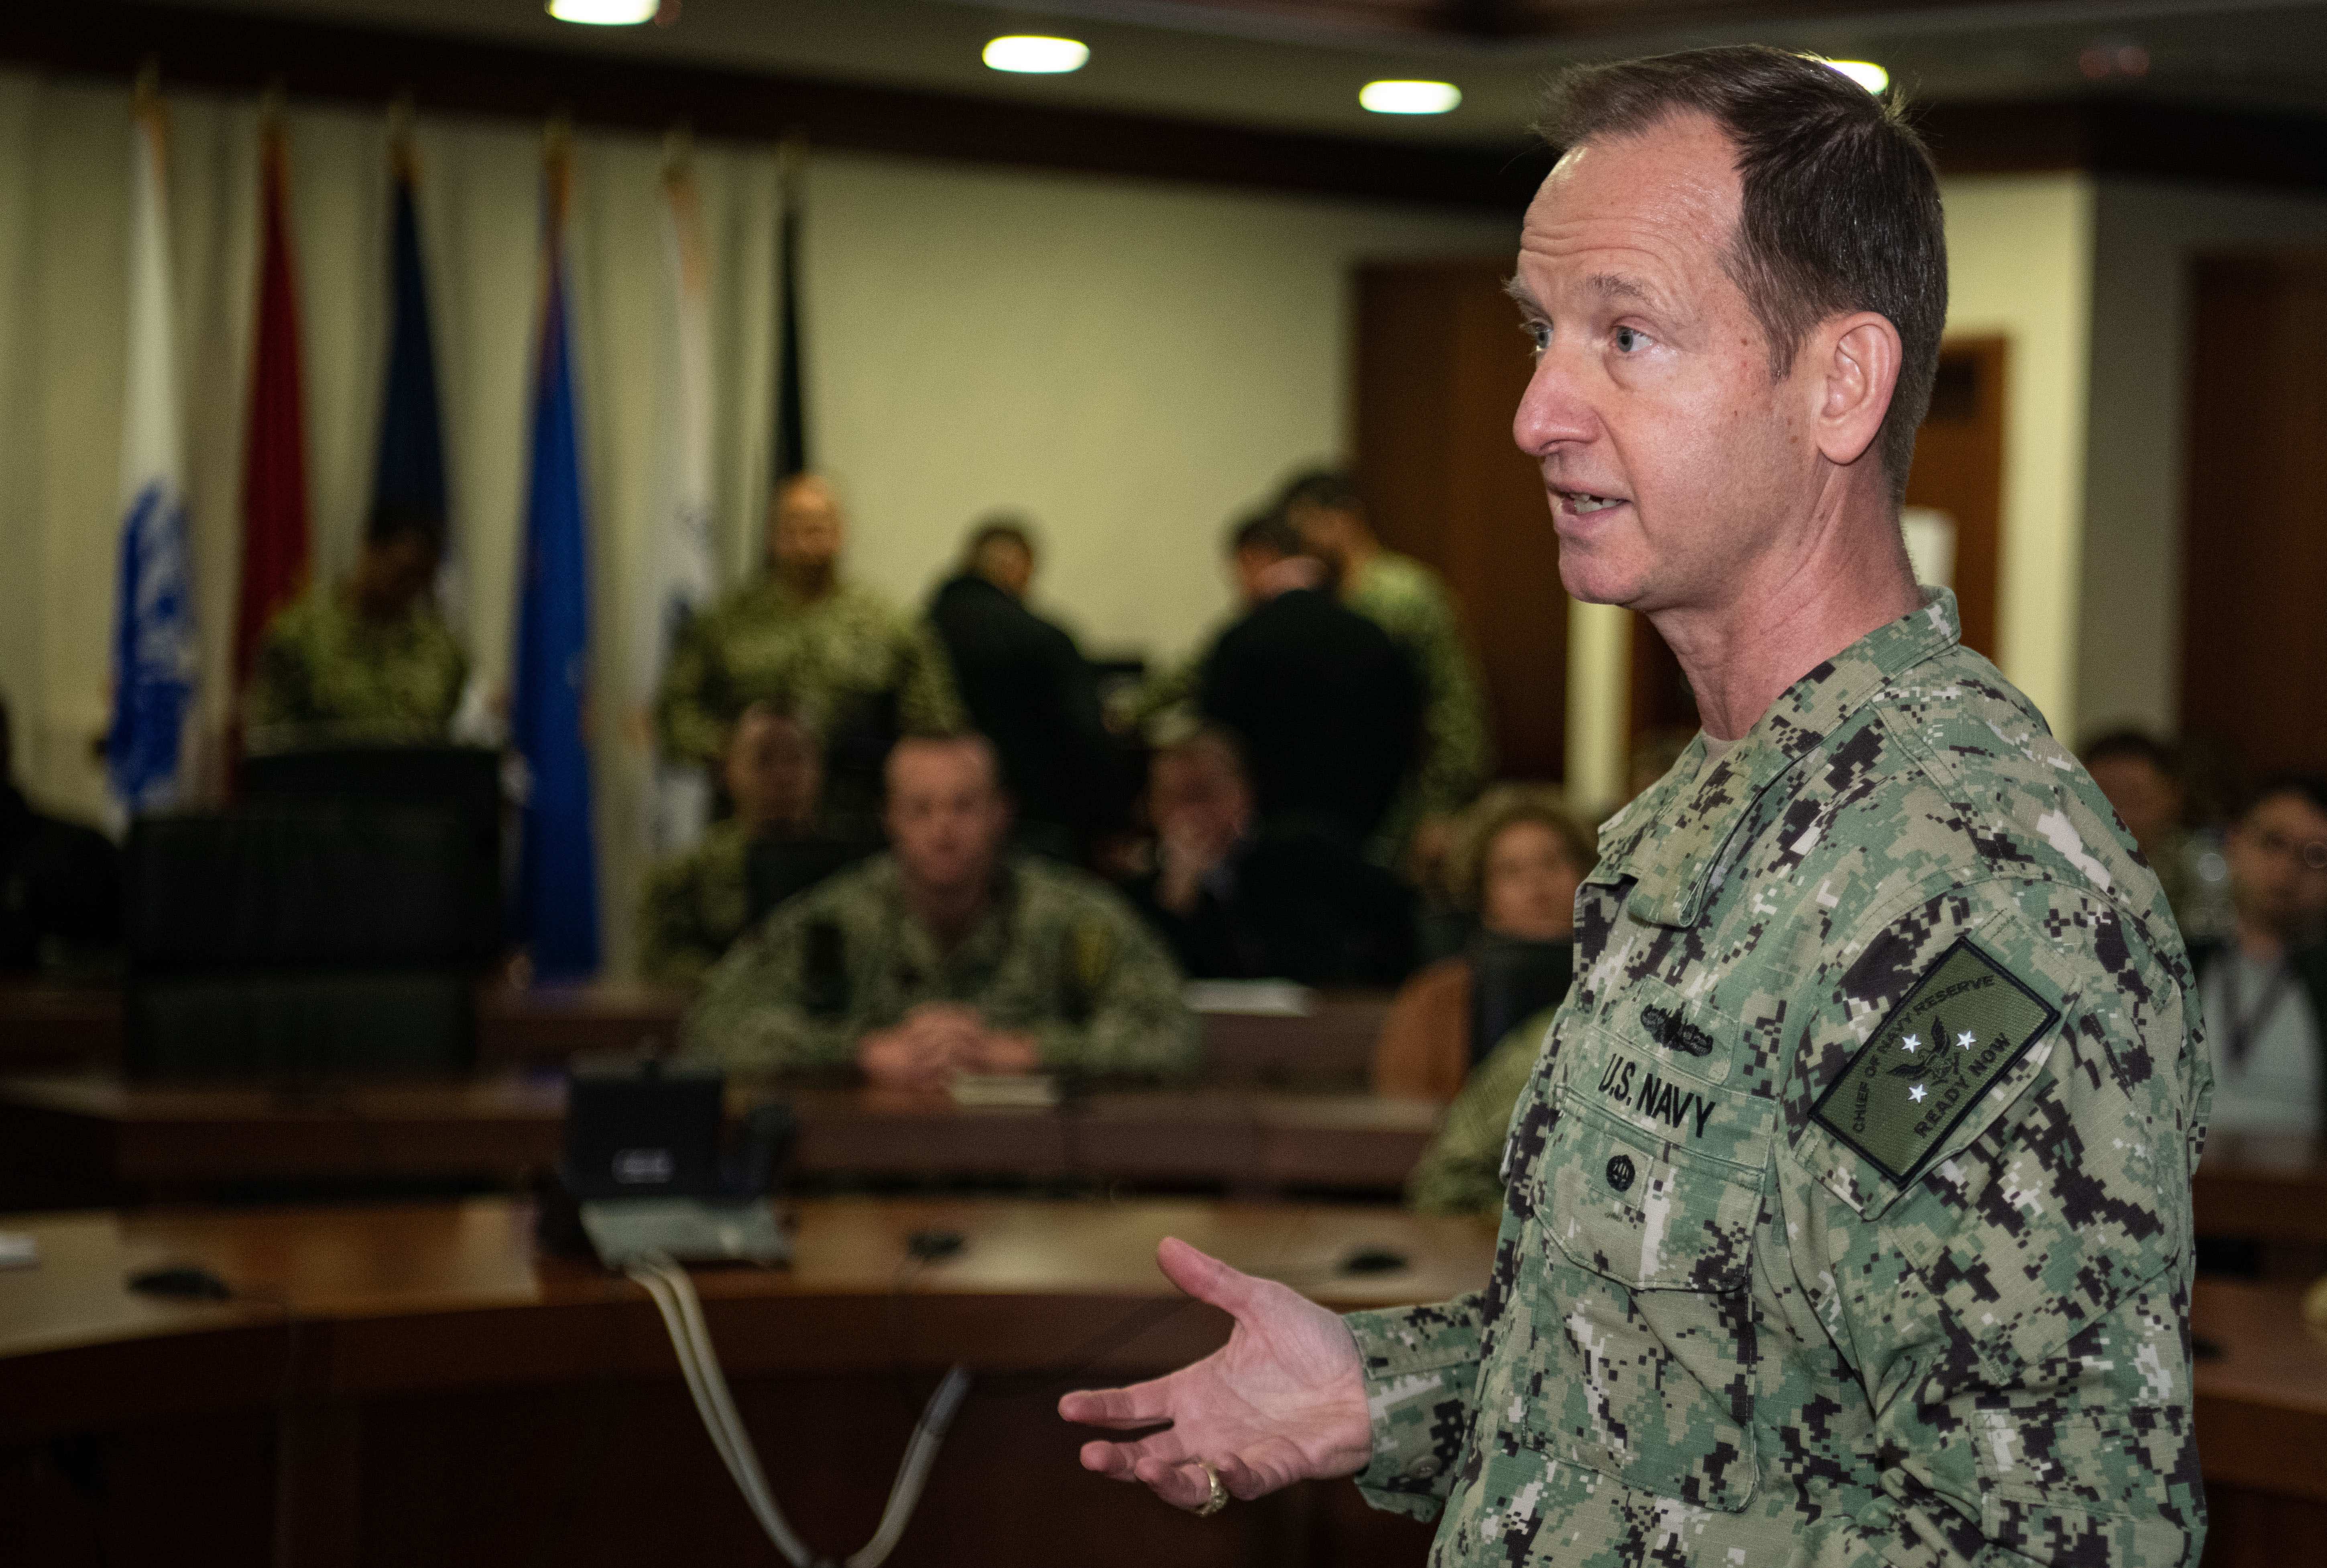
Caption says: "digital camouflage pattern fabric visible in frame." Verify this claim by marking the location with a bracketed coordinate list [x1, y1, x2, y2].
[682, 851, 1199, 1081]
[1408, 1005, 1562, 1217]
[243, 583, 466, 755]
[654, 577, 964, 815]
[637, 818, 756, 989]
[1343, 552, 1493, 827]
[1345, 590, 2213, 1568]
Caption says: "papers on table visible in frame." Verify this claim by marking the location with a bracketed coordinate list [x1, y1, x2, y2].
[1180, 980, 1316, 1017]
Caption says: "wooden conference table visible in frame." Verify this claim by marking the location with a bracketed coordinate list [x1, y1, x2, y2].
[0, 980, 1395, 1084]
[0, 1075, 1443, 1210]
[0, 1195, 2320, 1568]
[0, 1195, 1475, 1568]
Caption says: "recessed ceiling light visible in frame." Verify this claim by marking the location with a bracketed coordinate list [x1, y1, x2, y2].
[1360, 80, 1462, 116]
[547, 0, 657, 22]
[983, 35, 1089, 74]
[1824, 59, 1890, 94]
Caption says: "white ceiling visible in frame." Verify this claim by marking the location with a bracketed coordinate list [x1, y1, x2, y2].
[148, 0, 2327, 144]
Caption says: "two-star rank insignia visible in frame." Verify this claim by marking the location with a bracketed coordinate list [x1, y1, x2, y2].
[1810, 937, 2061, 1185]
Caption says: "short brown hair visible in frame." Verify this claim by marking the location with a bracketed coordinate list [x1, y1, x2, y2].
[1444, 785, 1598, 914]
[1539, 46, 1946, 504]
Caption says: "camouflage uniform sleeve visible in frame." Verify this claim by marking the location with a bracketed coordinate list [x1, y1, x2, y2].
[1778, 885, 2210, 1568]
[1406, 589, 1493, 820]
[655, 608, 732, 769]
[1031, 895, 1200, 1081]
[638, 852, 716, 991]
[1121, 649, 1203, 734]
[1341, 1292, 1489, 1518]
[897, 617, 968, 735]
[243, 613, 313, 744]
[1405, 1008, 1554, 1215]
[679, 898, 860, 1074]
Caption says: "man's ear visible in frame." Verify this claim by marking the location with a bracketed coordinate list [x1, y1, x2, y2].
[1812, 312, 1903, 469]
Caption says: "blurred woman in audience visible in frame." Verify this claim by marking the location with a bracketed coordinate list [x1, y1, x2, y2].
[1371, 786, 1593, 1101]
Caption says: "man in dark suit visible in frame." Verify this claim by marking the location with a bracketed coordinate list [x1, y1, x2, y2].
[0, 696, 121, 973]
[1197, 512, 1422, 852]
[926, 515, 1123, 858]
[1125, 728, 1415, 985]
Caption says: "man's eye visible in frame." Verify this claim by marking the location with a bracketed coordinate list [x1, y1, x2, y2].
[1522, 321, 1551, 354]
[1613, 326, 1648, 353]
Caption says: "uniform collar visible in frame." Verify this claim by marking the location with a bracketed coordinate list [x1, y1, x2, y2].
[1597, 588, 1963, 929]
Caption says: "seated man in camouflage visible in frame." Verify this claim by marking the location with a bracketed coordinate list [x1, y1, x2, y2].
[640, 701, 860, 988]
[684, 733, 1198, 1087]
[244, 500, 466, 755]
[1404, 1005, 1562, 1217]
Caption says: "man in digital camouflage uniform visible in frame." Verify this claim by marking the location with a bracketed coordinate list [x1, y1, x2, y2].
[1281, 469, 1494, 870]
[1063, 46, 2211, 1568]
[244, 503, 466, 755]
[655, 473, 963, 825]
[684, 733, 1196, 1087]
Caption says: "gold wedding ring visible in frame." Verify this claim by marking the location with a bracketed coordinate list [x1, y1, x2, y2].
[1194, 1460, 1229, 1517]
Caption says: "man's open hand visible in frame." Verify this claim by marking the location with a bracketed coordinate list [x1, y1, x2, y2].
[1059, 1238, 1373, 1511]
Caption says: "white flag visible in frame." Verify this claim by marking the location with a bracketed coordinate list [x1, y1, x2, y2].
[639, 148, 718, 853]
[106, 86, 197, 817]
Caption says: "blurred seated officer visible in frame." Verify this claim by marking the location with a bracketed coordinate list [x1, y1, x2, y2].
[2082, 727, 2231, 942]
[0, 695, 121, 973]
[1198, 512, 1420, 853]
[1405, 1003, 1563, 1216]
[1125, 727, 1415, 986]
[1372, 786, 1592, 1101]
[656, 473, 964, 826]
[2187, 772, 2327, 1138]
[244, 500, 466, 755]
[926, 515, 1123, 859]
[639, 701, 834, 989]
[1281, 467, 1492, 872]
[683, 733, 1196, 1087]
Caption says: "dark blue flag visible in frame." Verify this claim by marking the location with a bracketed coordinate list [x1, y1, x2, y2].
[510, 179, 600, 980]
[372, 158, 446, 523]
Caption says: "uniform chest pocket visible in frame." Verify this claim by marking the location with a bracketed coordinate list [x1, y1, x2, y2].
[1515, 1093, 1773, 1512]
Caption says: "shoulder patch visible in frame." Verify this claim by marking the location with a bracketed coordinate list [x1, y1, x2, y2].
[1810, 938, 2059, 1185]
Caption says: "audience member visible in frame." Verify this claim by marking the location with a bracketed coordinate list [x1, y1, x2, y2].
[1119, 506, 1292, 736]
[0, 696, 120, 973]
[683, 733, 1195, 1086]
[1372, 786, 1592, 1101]
[244, 501, 466, 755]
[1279, 467, 1492, 870]
[1124, 728, 1415, 985]
[2083, 727, 2231, 941]
[1197, 511, 1421, 851]
[656, 473, 963, 825]
[638, 701, 838, 988]
[2187, 772, 2327, 1138]
[926, 515, 1124, 858]
[1406, 1002, 1563, 1216]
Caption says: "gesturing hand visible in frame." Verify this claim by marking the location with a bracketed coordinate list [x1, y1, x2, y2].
[1058, 1237, 1373, 1512]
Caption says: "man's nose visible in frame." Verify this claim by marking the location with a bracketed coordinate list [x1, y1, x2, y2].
[1512, 342, 1599, 457]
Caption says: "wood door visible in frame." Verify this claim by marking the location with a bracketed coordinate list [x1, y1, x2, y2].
[1354, 258, 1566, 782]
[2182, 252, 2327, 775]
[1625, 334, 2009, 755]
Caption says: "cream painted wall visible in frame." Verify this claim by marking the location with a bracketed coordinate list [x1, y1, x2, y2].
[2077, 178, 2327, 741]
[1937, 173, 2095, 741]
[0, 69, 1513, 975]
[800, 152, 1515, 660]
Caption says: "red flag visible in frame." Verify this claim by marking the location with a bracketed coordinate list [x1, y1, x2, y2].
[233, 114, 311, 697]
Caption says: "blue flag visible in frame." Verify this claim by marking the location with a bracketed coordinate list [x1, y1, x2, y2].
[372, 160, 446, 523]
[510, 179, 600, 980]
[109, 94, 197, 816]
